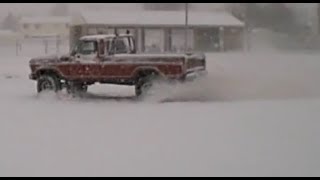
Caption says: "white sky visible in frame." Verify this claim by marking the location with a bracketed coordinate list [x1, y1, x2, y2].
[0, 3, 227, 18]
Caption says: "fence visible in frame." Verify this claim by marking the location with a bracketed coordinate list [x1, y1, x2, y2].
[0, 36, 69, 57]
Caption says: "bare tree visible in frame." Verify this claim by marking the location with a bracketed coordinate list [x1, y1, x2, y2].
[1, 12, 19, 32]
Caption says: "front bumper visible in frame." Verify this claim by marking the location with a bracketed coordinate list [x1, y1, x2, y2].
[184, 69, 208, 81]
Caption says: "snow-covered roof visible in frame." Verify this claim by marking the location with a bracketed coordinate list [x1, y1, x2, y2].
[80, 10, 244, 27]
[20, 16, 71, 24]
[80, 34, 132, 41]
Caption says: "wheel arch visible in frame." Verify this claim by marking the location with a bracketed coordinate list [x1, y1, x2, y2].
[132, 67, 164, 81]
[34, 67, 63, 79]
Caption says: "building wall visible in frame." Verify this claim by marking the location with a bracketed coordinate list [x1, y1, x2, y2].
[19, 21, 70, 38]
[70, 24, 244, 53]
[194, 28, 220, 52]
[223, 26, 244, 51]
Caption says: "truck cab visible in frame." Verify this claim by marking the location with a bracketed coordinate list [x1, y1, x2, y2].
[71, 34, 136, 60]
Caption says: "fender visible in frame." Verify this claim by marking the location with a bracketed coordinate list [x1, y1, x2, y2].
[34, 66, 65, 79]
[131, 66, 165, 79]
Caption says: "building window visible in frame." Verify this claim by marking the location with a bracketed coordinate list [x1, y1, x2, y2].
[88, 28, 97, 35]
[97, 28, 107, 34]
[145, 29, 165, 53]
[23, 24, 29, 29]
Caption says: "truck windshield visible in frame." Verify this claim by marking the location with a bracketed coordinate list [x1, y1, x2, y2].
[77, 40, 98, 55]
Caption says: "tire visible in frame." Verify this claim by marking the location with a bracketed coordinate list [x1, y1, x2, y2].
[66, 82, 88, 96]
[135, 73, 159, 97]
[37, 75, 62, 93]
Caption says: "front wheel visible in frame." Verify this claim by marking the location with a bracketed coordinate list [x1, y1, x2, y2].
[37, 75, 62, 93]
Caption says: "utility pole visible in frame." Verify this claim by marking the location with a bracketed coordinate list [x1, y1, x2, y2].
[185, 3, 189, 52]
[244, 3, 251, 52]
[318, 3, 320, 35]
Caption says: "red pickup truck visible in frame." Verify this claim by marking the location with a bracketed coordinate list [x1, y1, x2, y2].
[29, 34, 207, 97]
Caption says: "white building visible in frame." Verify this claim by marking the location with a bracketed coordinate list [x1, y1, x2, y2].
[0, 30, 22, 45]
[19, 16, 72, 39]
[72, 10, 245, 52]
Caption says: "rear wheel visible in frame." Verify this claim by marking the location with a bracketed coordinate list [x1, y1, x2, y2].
[135, 72, 160, 97]
[66, 82, 88, 96]
[37, 75, 62, 93]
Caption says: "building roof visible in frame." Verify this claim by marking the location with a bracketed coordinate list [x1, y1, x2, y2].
[80, 10, 244, 27]
[20, 16, 71, 24]
[80, 34, 132, 41]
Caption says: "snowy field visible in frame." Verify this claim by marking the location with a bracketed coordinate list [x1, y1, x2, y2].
[1, 44, 320, 176]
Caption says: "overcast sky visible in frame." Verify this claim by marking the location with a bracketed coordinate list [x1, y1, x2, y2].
[0, 3, 227, 18]
[0, 3, 316, 24]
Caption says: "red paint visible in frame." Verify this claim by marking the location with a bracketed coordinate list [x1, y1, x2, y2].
[29, 54, 202, 83]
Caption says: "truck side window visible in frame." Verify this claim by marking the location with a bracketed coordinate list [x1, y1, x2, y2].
[78, 40, 97, 55]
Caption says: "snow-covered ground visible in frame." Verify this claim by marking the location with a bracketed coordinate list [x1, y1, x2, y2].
[1, 44, 320, 176]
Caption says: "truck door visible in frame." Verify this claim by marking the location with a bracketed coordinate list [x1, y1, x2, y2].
[100, 38, 132, 79]
[70, 40, 101, 79]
